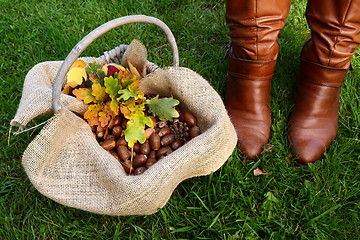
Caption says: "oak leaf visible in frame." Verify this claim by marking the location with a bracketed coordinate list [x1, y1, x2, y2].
[120, 70, 138, 90]
[104, 76, 121, 115]
[118, 89, 140, 101]
[109, 99, 119, 115]
[104, 76, 121, 98]
[120, 103, 132, 117]
[87, 116, 100, 127]
[62, 60, 87, 92]
[91, 83, 107, 102]
[124, 110, 154, 147]
[86, 61, 102, 75]
[120, 99, 145, 118]
[98, 110, 111, 128]
[84, 104, 102, 125]
[146, 95, 180, 121]
[73, 88, 96, 104]
[86, 61, 106, 84]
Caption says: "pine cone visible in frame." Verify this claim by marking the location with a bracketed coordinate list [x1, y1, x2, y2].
[170, 119, 190, 142]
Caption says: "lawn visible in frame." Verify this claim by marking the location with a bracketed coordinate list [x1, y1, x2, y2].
[1, 0, 359, 239]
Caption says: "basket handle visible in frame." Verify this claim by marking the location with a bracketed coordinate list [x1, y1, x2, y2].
[52, 15, 179, 113]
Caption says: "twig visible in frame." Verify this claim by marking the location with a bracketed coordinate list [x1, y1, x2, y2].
[129, 146, 134, 174]
[7, 126, 13, 146]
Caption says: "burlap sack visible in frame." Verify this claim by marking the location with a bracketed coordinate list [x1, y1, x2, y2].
[14, 15, 237, 215]
[10, 57, 97, 128]
[21, 65, 237, 216]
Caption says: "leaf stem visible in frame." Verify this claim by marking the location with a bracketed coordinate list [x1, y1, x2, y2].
[130, 146, 134, 175]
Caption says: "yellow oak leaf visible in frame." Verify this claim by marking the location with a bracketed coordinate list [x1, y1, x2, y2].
[91, 83, 107, 102]
[109, 98, 119, 115]
[128, 60, 140, 77]
[66, 60, 87, 88]
[120, 70, 139, 90]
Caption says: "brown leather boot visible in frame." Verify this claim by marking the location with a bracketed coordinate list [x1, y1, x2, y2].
[226, 0, 291, 159]
[289, 0, 360, 165]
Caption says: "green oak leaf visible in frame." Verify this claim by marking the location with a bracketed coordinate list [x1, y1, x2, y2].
[145, 95, 180, 121]
[104, 76, 121, 115]
[86, 61, 103, 75]
[124, 110, 154, 147]
[86, 61, 106, 85]
[96, 69, 106, 83]
[104, 76, 120, 98]
[118, 88, 140, 101]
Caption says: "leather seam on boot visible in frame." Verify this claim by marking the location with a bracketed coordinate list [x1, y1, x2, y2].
[299, 59, 348, 87]
[228, 72, 273, 81]
[298, 75, 343, 88]
[229, 55, 277, 65]
[301, 59, 349, 72]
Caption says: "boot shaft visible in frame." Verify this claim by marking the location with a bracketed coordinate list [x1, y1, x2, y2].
[303, 0, 360, 69]
[226, 0, 291, 60]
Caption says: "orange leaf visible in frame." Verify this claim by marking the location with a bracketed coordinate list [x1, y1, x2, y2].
[73, 88, 96, 104]
[99, 110, 111, 128]
[70, 60, 86, 69]
[61, 84, 70, 94]
[120, 104, 131, 116]
[87, 116, 100, 126]
[84, 104, 102, 120]
[104, 103, 116, 119]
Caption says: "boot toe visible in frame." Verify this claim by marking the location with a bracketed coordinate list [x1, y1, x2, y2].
[291, 142, 325, 165]
[237, 128, 269, 159]
[239, 133, 267, 160]
[229, 109, 270, 160]
[289, 130, 330, 165]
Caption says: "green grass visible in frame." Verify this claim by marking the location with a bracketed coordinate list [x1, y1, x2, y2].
[1, 0, 359, 239]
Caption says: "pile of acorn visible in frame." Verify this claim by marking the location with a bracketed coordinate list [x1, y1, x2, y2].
[91, 106, 201, 175]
